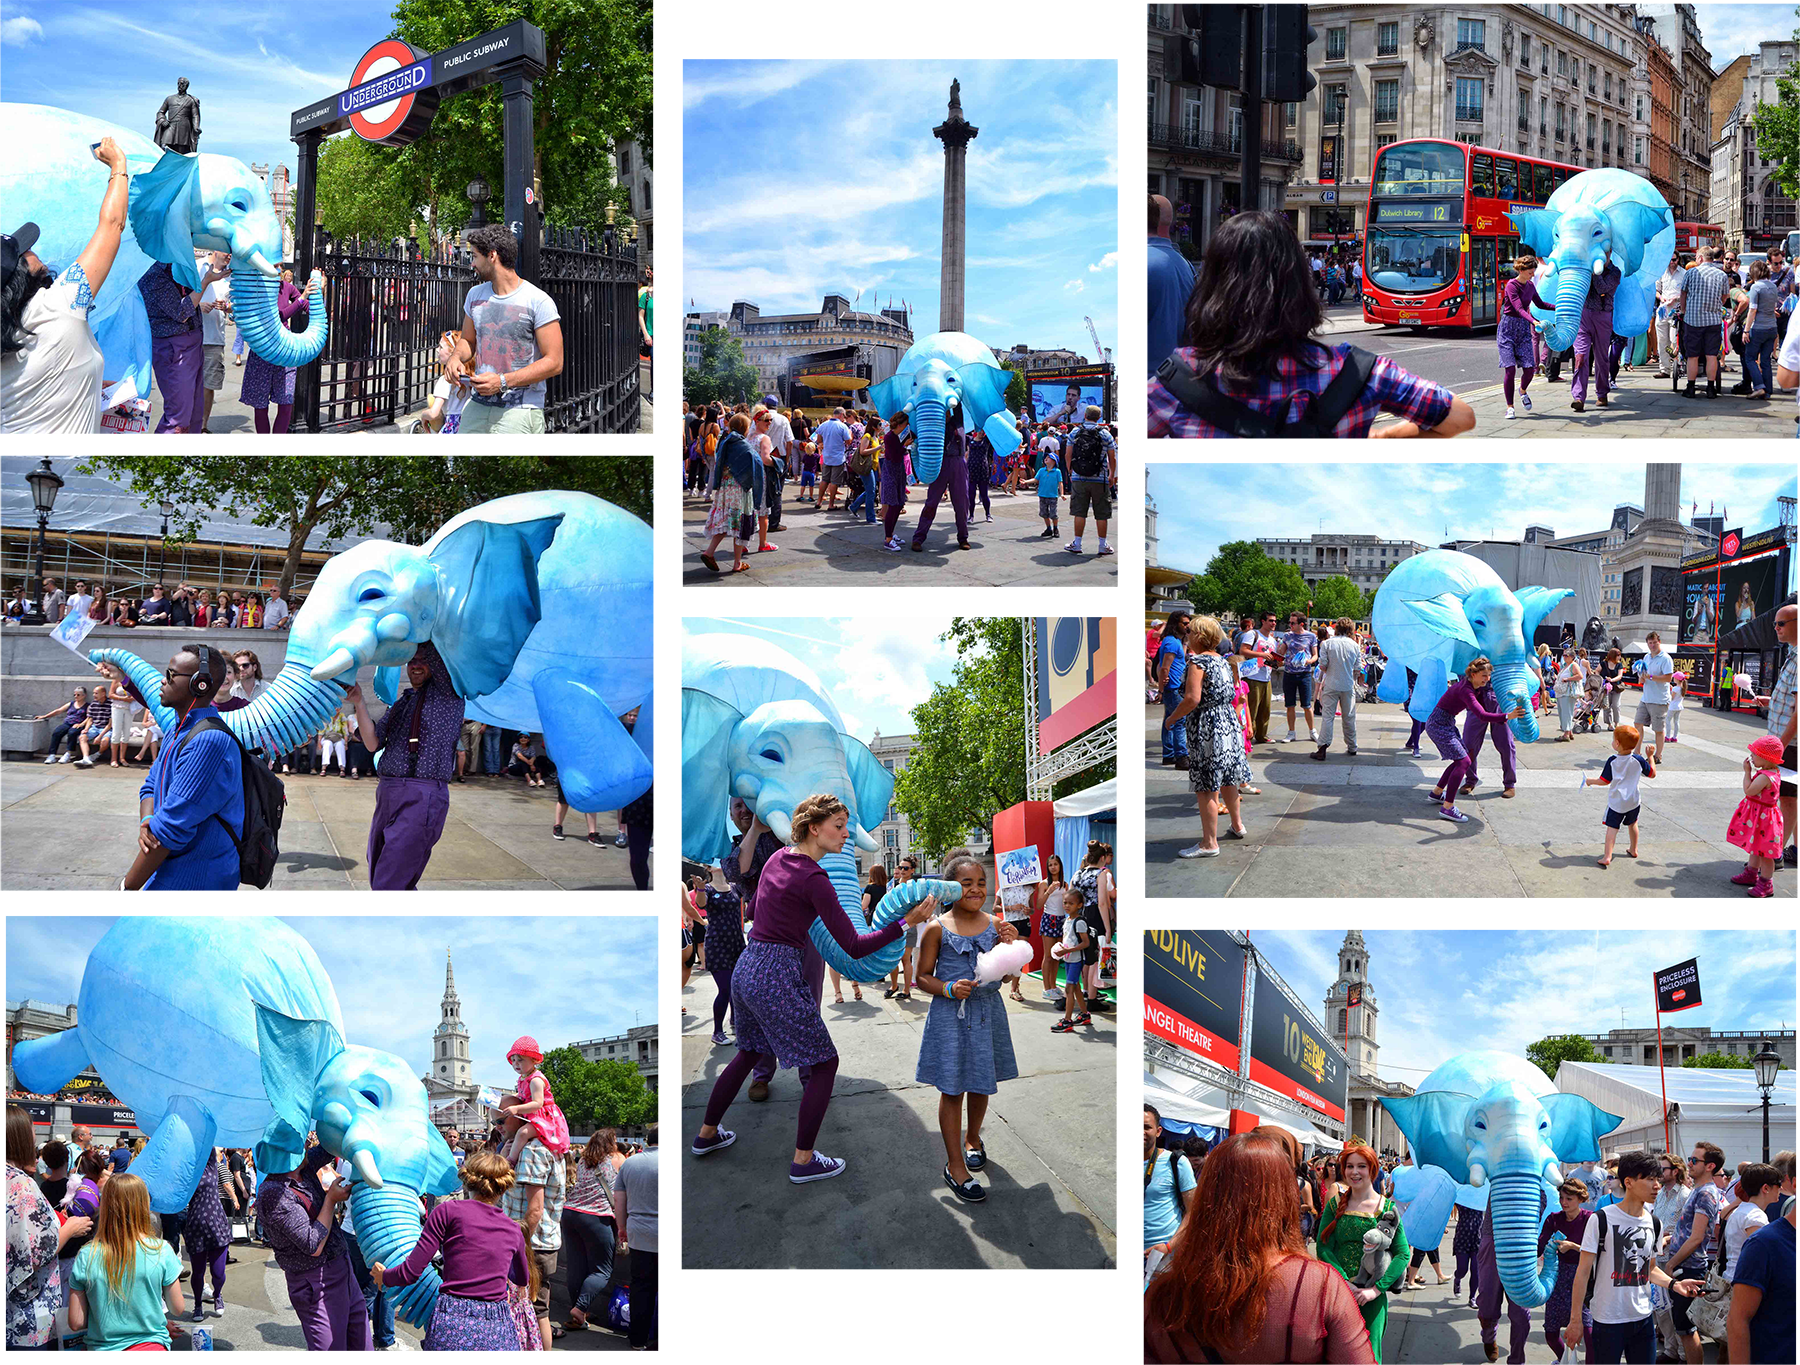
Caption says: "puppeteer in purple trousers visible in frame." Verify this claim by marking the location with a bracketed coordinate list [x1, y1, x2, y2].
[289, 1246, 372, 1352]
[1461, 683, 1519, 792]
[910, 438, 971, 550]
[1569, 258, 1621, 406]
[1476, 1201, 1534, 1365]
[351, 642, 465, 891]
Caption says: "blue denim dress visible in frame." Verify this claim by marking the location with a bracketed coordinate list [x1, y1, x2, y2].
[914, 917, 1019, 1096]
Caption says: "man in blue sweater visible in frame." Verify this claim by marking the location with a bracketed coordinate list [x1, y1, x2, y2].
[125, 643, 242, 890]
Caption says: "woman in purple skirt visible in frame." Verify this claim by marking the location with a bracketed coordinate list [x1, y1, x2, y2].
[1498, 255, 1549, 421]
[690, 793, 939, 1185]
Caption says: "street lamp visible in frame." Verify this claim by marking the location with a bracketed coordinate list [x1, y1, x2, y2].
[20, 458, 64, 626]
[466, 178, 490, 231]
[1753, 1041, 1780, 1162]
[157, 498, 174, 594]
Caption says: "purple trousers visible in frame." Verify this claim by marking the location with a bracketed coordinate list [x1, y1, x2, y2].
[1461, 711, 1518, 789]
[367, 776, 450, 890]
[753, 939, 825, 1084]
[1477, 1204, 1534, 1365]
[152, 329, 205, 433]
[1570, 309, 1613, 403]
[911, 450, 970, 548]
[287, 1248, 370, 1351]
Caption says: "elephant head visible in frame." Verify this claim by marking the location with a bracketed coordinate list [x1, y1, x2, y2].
[255, 1006, 460, 1328]
[869, 330, 1021, 483]
[1510, 171, 1673, 353]
[130, 149, 328, 368]
[1382, 1051, 1621, 1310]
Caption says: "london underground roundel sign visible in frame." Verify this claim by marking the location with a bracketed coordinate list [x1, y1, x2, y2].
[343, 39, 440, 146]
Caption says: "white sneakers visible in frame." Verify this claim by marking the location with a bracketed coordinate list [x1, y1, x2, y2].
[1506, 406, 1516, 419]
[1284, 730, 1297, 743]
[1178, 843, 1221, 858]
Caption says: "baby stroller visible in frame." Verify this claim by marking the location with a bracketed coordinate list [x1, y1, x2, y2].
[1572, 682, 1608, 735]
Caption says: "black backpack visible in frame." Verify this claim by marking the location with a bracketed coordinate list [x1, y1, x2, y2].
[1069, 425, 1107, 478]
[1578, 1206, 1661, 1311]
[175, 717, 286, 888]
[1155, 347, 1378, 438]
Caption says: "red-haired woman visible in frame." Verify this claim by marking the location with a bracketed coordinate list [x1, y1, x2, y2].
[1145, 1132, 1374, 1363]
[1316, 1139, 1410, 1363]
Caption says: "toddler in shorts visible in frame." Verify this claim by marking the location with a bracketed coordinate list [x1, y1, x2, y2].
[1582, 722, 1655, 868]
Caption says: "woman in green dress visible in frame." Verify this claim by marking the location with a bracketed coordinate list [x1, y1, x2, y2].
[1316, 1139, 1410, 1364]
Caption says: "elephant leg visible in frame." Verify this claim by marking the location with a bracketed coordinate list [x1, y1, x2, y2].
[534, 668, 653, 813]
[9, 1024, 90, 1094]
[135, 1095, 218, 1215]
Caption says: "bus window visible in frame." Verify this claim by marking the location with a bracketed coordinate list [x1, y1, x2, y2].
[1495, 158, 1517, 200]
[1551, 166, 1572, 192]
[1535, 164, 1555, 202]
[1471, 153, 1494, 199]
[1373, 140, 1467, 196]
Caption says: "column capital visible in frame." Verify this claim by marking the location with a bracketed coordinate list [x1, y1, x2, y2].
[933, 117, 979, 149]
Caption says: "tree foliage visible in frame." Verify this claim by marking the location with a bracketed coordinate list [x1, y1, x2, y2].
[1310, 575, 1366, 623]
[1751, 18, 1800, 199]
[1001, 363, 1029, 415]
[314, 135, 432, 243]
[1184, 541, 1310, 621]
[1682, 1050, 1782, 1071]
[1526, 1033, 1603, 1081]
[539, 1045, 654, 1131]
[894, 618, 1111, 863]
[682, 327, 760, 407]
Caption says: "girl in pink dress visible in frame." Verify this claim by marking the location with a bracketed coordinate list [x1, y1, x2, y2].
[501, 1036, 571, 1162]
[1726, 735, 1786, 898]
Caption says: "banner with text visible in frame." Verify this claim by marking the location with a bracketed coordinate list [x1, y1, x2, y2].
[1655, 958, 1702, 1013]
[1248, 967, 1348, 1122]
[1145, 931, 1244, 1070]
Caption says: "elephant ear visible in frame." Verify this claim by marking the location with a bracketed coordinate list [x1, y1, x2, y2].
[427, 515, 564, 699]
[422, 1123, 462, 1198]
[840, 732, 896, 842]
[1603, 202, 1672, 278]
[1516, 587, 1574, 647]
[1542, 1093, 1623, 1163]
[1380, 1091, 1476, 1182]
[681, 689, 744, 864]
[374, 666, 400, 707]
[254, 1003, 346, 1147]
[868, 373, 908, 420]
[1508, 208, 1559, 260]
[128, 151, 205, 289]
[1400, 593, 1479, 648]
[954, 362, 1010, 424]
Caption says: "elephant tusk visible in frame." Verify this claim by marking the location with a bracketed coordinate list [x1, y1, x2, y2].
[248, 250, 282, 277]
[350, 1147, 383, 1188]
[851, 821, 878, 851]
[1542, 1160, 1563, 1185]
[310, 646, 359, 681]
[765, 810, 793, 844]
[1468, 1162, 1487, 1188]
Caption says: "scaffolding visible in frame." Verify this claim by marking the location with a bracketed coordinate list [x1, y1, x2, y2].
[1, 528, 336, 601]
[1021, 617, 1117, 801]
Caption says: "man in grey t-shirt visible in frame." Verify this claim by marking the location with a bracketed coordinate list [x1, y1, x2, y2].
[614, 1128, 659, 1349]
[1312, 620, 1364, 760]
[441, 224, 564, 434]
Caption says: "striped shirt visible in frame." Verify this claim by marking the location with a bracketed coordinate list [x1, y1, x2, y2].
[1148, 342, 1455, 439]
[1768, 655, 1796, 749]
[1679, 264, 1728, 326]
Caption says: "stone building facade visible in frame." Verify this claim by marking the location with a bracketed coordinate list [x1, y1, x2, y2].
[1711, 40, 1800, 252]
[1256, 532, 1427, 594]
[723, 295, 914, 397]
[1576, 1026, 1796, 1071]
[1668, 3, 1715, 222]
[1323, 932, 1413, 1159]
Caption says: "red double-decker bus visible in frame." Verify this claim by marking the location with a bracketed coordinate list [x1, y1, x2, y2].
[1672, 221, 1724, 254]
[1362, 138, 1585, 329]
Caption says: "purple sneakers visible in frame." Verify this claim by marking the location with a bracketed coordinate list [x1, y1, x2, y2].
[690, 1129, 736, 1157]
[790, 1151, 846, 1184]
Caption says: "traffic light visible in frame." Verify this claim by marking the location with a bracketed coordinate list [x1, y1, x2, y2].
[1262, 4, 1318, 104]
[1197, 7, 1245, 89]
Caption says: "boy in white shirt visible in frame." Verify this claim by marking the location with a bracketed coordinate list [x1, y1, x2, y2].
[1567, 1150, 1706, 1362]
[1583, 722, 1656, 868]
[1050, 887, 1091, 1034]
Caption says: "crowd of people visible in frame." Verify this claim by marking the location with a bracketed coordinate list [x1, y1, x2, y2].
[682, 395, 1120, 567]
[5, 1105, 658, 1351]
[6, 576, 293, 632]
[681, 794, 1116, 1198]
[1144, 1107, 1797, 1365]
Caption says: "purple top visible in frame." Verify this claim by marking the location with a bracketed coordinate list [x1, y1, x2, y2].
[1539, 1207, 1592, 1256]
[1501, 277, 1548, 322]
[748, 846, 906, 959]
[256, 1148, 345, 1275]
[1429, 677, 1509, 726]
[374, 643, 466, 783]
[381, 1198, 528, 1302]
[138, 263, 198, 338]
[725, 829, 784, 912]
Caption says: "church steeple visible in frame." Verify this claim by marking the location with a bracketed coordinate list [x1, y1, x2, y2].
[1325, 931, 1380, 1079]
[433, 949, 471, 1090]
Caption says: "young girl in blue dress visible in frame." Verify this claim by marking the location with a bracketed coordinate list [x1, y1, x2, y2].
[915, 850, 1021, 1205]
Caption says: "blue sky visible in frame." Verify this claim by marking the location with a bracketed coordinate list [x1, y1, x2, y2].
[684, 617, 970, 743]
[683, 60, 1118, 361]
[6, 917, 656, 1089]
[1148, 462, 1800, 578]
[1251, 930, 1798, 1084]
[1682, 4, 1794, 66]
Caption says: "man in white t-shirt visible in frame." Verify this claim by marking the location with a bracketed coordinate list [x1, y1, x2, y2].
[1633, 633, 1678, 762]
[1237, 610, 1279, 744]
[263, 593, 290, 631]
[194, 250, 230, 432]
[815, 408, 852, 512]
[1777, 304, 1800, 421]
[441, 224, 563, 435]
[762, 398, 793, 531]
[1312, 618, 1365, 759]
[1568, 1150, 1705, 1361]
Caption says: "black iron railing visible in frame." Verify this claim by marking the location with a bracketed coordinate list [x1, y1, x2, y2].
[1456, 104, 1484, 123]
[1454, 39, 1487, 53]
[539, 225, 641, 434]
[1148, 122, 1302, 161]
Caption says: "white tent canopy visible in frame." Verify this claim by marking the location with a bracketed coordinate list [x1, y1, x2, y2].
[1555, 1061, 1797, 1159]
[1145, 1071, 1339, 1151]
[1055, 778, 1116, 818]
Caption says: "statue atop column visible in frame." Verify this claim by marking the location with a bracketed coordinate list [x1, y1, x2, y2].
[949, 79, 961, 115]
[154, 78, 202, 155]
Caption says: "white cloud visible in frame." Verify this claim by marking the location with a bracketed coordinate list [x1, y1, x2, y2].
[2, 15, 42, 43]
[1088, 251, 1119, 273]
[1063, 279, 1084, 292]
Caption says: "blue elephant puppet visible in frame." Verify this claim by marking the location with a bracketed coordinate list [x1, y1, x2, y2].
[2, 104, 329, 432]
[94, 490, 652, 890]
[869, 330, 1021, 551]
[9, 918, 461, 1345]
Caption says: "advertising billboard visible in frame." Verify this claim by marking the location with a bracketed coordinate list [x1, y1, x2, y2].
[1027, 378, 1106, 425]
[1033, 617, 1117, 751]
[1655, 958, 1702, 1013]
[1145, 931, 1245, 1069]
[1248, 970, 1349, 1123]
[1680, 535, 1788, 648]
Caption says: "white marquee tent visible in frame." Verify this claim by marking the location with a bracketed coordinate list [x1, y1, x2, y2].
[1555, 1061, 1796, 1159]
[1145, 1070, 1340, 1152]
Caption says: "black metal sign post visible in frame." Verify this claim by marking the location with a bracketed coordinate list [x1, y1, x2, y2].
[286, 21, 548, 429]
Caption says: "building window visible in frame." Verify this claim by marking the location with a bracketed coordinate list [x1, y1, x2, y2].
[1378, 20, 1398, 55]
[1326, 83, 1347, 125]
[1519, 34, 1530, 66]
[1456, 78, 1484, 123]
[1558, 51, 1569, 78]
[1605, 71, 1612, 100]
[1636, 136, 1644, 165]
[1286, 101, 1297, 127]
[1326, 26, 1346, 60]
[1637, 94, 1644, 121]
[1589, 64, 1597, 94]
[1457, 18, 1486, 51]
[1374, 79, 1399, 123]
[1148, 76, 1159, 123]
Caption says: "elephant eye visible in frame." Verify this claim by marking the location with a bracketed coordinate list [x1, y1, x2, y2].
[359, 1089, 381, 1108]
[760, 748, 783, 763]
[230, 197, 249, 212]
[358, 588, 384, 602]
[1472, 618, 1485, 628]
[1474, 1120, 1487, 1130]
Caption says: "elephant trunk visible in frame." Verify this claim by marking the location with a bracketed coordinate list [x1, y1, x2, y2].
[809, 850, 906, 983]
[1488, 1171, 1558, 1309]
[1494, 658, 1543, 744]
[1542, 262, 1589, 355]
[228, 655, 351, 757]
[348, 1182, 439, 1329]
[93, 648, 179, 736]
[232, 266, 328, 368]
[910, 398, 947, 485]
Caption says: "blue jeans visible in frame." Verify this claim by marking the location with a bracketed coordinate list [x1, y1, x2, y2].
[847, 479, 871, 518]
[1161, 690, 1188, 761]
[1744, 327, 1776, 392]
[482, 727, 502, 775]
[561, 1208, 616, 1315]
[342, 1230, 395, 1348]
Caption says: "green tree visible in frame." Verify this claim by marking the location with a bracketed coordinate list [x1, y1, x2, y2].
[1185, 541, 1310, 621]
[538, 1045, 654, 1131]
[682, 326, 759, 407]
[1752, 58, 1800, 199]
[313, 135, 433, 242]
[1001, 363, 1029, 415]
[895, 618, 1112, 863]
[1681, 1051, 1783, 1071]
[1310, 575, 1365, 622]
[1526, 1033, 1604, 1082]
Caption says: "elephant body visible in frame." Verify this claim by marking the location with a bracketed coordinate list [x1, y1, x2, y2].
[94, 490, 653, 816]
[868, 330, 1021, 484]
[1509, 169, 1674, 354]
[2, 103, 328, 409]
[1371, 549, 1572, 744]
[1381, 1050, 1622, 1310]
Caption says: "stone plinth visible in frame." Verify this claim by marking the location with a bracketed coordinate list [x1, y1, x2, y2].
[1614, 518, 1691, 643]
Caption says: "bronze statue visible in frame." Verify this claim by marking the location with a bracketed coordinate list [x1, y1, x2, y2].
[154, 77, 202, 155]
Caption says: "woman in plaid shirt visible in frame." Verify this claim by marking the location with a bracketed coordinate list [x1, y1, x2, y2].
[1148, 212, 1474, 439]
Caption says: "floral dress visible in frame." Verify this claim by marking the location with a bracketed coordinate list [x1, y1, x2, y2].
[6, 1164, 63, 1348]
[1185, 651, 1253, 794]
[1727, 776, 1784, 859]
[184, 1156, 233, 1262]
